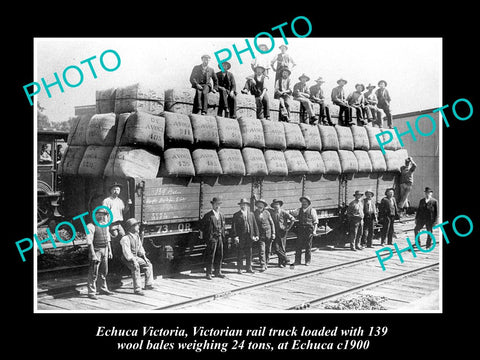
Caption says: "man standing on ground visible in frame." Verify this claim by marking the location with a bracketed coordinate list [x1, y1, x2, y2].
[379, 188, 399, 245]
[254, 199, 275, 272]
[414, 187, 438, 249]
[347, 190, 365, 251]
[361, 190, 378, 248]
[269, 199, 296, 268]
[291, 196, 318, 266]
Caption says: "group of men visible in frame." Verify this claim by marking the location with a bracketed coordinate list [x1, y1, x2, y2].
[189, 46, 393, 128]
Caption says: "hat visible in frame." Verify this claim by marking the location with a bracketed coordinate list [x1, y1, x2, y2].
[238, 198, 250, 205]
[337, 78, 347, 85]
[299, 196, 311, 205]
[109, 182, 123, 190]
[279, 44, 288, 50]
[271, 199, 284, 207]
[366, 83, 376, 90]
[254, 65, 266, 73]
[315, 77, 325, 83]
[201, 54, 211, 60]
[424, 187, 433, 193]
[298, 73, 310, 82]
[255, 198, 268, 207]
[95, 207, 110, 215]
[378, 80, 388, 86]
[124, 218, 140, 231]
[210, 197, 222, 204]
[355, 83, 365, 91]
[365, 189, 375, 196]
[353, 190, 364, 197]
[280, 66, 291, 76]
[385, 187, 395, 195]
[258, 43, 269, 50]
[218, 61, 231, 70]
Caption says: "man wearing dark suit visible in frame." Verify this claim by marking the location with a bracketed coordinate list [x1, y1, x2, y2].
[254, 199, 275, 272]
[414, 187, 438, 249]
[269, 199, 295, 267]
[375, 80, 393, 128]
[378, 188, 399, 245]
[200, 197, 226, 280]
[189, 54, 218, 115]
[216, 61, 237, 119]
[231, 198, 259, 274]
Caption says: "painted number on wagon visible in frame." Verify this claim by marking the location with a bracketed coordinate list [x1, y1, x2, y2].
[158, 223, 192, 234]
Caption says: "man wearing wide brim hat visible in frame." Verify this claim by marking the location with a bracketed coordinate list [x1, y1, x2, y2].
[379, 188, 398, 245]
[310, 77, 333, 126]
[331, 78, 353, 126]
[102, 181, 131, 243]
[200, 197, 226, 279]
[347, 84, 368, 126]
[269, 199, 296, 267]
[346, 190, 365, 250]
[293, 73, 319, 125]
[216, 61, 237, 119]
[375, 79, 393, 128]
[361, 190, 378, 248]
[414, 187, 438, 249]
[274, 66, 294, 122]
[119, 218, 154, 295]
[251, 44, 271, 77]
[254, 199, 275, 271]
[364, 84, 382, 127]
[241, 65, 271, 120]
[290, 195, 318, 266]
[271, 43, 296, 83]
[190, 54, 219, 115]
[231, 198, 259, 274]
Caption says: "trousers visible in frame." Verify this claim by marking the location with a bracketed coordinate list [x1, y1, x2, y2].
[218, 89, 237, 118]
[398, 183, 413, 209]
[278, 94, 292, 121]
[255, 93, 270, 119]
[348, 218, 363, 246]
[274, 235, 290, 265]
[334, 103, 352, 126]
[258, 237, 273, 267]
[236, 237, 253, 271]
[87, 246, 110, 295]
[193, 84, 210, 113]
[205, 236, 224, 275]
[295, 225, 313, 264]
[414, 220, 435, 247]
[361, 215, 375, 247]
[381, 215, 395, 245]
[122, 256, 153, 292]
[378, 102, 393, 127]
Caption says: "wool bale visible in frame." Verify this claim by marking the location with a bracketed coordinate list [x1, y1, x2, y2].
[117, 111, 165, 151]
[192, 149, 223, 176]
[318, 125, 340, 150]
[115, 113, 131, 145]
[395, 148, 409, 164]
[115, 83, 165, 115]
[264, 150, 288, 176]
[299, 123, 322, 151]
[335, 125, 354, 151]
[283, 122, 306, 149]
[321, 150, 342, 175]
[242, 147, 268, 176]
[95, 87, 116, 114]
[380, 128, 402, 150]
[86, 113, 117, 146]
[239, 117, 265, 148]
[189, 114, 220, 147]
[384, 150, 402, 172]
[338, 150, 358, 173]
[261, 119, 286, 150]
[218, 148, 245, 176]
[216, 116, 243, 148]
[164, 88, 195, 115]
[236, 93, 257, 119]
[303, 150, 325, 174]
[67, 114, 92, 146]
[104, 146, 160, 179]
[365, 126, 383, 150]
[269, 98, 280, 122]
[368, 150, 387, 172]
[58, 145, 86, 175]
[289, 99, 301, 123]
[351, 125, 370, 150]
[353, 150, 373, 173]
[164, 112, 194, 145]
[78, 145, 113, 177]
[284, 149, 309, 175]
[161, 148, 195, 177]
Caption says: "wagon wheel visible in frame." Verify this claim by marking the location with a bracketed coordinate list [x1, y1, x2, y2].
[37, 197, 53, 226]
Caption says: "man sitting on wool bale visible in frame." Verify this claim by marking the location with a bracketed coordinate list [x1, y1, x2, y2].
[293, 73, 319, 124]
[189, 54, 218, 115]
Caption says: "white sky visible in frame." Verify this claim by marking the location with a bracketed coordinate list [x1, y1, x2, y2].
[35, 37, 441, 122]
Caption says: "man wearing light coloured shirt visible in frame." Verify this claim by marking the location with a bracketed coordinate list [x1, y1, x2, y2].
[274, 67, 293, 122]
[347, 190, 365, 251]
[361, 190, 378, 248]
[102, 182, 131, 241]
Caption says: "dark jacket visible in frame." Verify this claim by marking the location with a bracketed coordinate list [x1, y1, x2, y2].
[363, 198, 378, 220]
[269, 208, 295, 238]
[254, 209, 275, 239]
[231, 209, 259, 241]
[416, 198, 438, 224]
[216, 70, 236, 93]
[375, 88, 391, 105]
[190, 64, 218, 90]
[201, 210, 225, 241]
[379, 197, 399, 218]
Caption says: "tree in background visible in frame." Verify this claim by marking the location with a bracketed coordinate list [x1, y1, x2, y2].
[37, 102, 51, 130]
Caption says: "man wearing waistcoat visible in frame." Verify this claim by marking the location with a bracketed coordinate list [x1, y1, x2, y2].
[242, 65, 270, 119]
[120, 218, 154, 295]
[231, 198, 259, 274]
[200, 197, 226, 280]
[254, 199, 275, 272]
[269, 199, 296, 267]
[216, 61, 237, 119]
[274, 66, 293, 122]
[86, 208, 114, 300]
[291, 196, 318, 266]
[414, 187, 438, 249]
[190, 54, 218, 115]
[379, 188, 399, 245]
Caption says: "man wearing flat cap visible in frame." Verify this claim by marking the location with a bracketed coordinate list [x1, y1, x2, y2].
[231, 198, 259, 274]
[271, 44, 296, 84]
[361, 190, 378, 248]
[347, 84, 367, 125]
[293, 73, 319, 124]
[375, 80, 393, 128]
[310, 77, 333, 126]
[331, 78, 353, 126]
[414, 187, 438, 249]
[189, 54, 218, 115]
[290, 195, 318, 266]
[254, 199, 275, 271]
[347, 190, 365, 250]
[120, 218, 154, 296]
[200, 197, 226, 279]
[216, 61, 237, 119]
[269, 199, 296, 267]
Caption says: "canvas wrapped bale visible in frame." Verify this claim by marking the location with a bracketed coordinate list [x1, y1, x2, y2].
[335, 125, 354, 151]
[303, 150, 325, 174]
[117, 111, 165, 151]
[269, 98, 280, 122]
[264, 150, 288, 176]
[95, 87, 116, 114]
[354, 150, 373, 173]
[164, 88, 195, 115]
[261, 119, 286, 150]
[289, 99, 301, 123]
[218, 148, 245, 176]
[238, 117, 265, 148]
[338, 150, 359, 173]
[379, 128, 402, 150]
[365, 126, 383, 150]
[283, 122, 306, 149]
[115, 113, 131, 145]
[384, 149, 402, 172]
[78, 145, 113, 177]
[161, 148, 195, 177]
[104, 146, 160, 179]
[368, 150, 387, 172]
[192, 149, 223, 176]
[67, 114, 92, 146]
[284, 149, 309, 175]
[395, 148, 409, 164]
[318, 125, 340, 150]
[299, 123, 322, 151]
[321, 150, 342, 175]
[236, 93, 257, 119]
[351, 125, 370, 150]
[242, 147, 268, 176]
[58, 145, 86, 175]
[86, 113, 118, 146]
[189, 114, 219, 147]
[164, 112, 194, 145]
[114, 83, 165, 115]
[216, 116, 243, 148]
